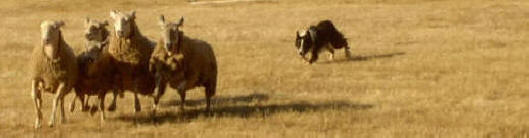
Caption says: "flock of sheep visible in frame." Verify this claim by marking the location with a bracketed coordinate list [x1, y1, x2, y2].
[30, 10, 217, 129]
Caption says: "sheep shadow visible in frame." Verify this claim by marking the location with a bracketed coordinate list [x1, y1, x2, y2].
[114, 94, 373, 124]
[319, 52, 406, 64]
[159, 93, 270, 107]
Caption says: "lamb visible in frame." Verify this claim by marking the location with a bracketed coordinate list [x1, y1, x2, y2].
[70, 18, 123, 113]
[30, 20, 78, 128]
[108, 10, 159, 113]
[150, 15, 218, 111]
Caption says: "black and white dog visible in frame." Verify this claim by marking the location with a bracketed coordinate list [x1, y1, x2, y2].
[295, 20, 351, 64]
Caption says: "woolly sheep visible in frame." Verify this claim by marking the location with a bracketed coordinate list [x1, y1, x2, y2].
[150, 15, 217, 111]
[108, 10, 158, 113]
[30, 20, 78, 128]
[70, 18, 123, 114]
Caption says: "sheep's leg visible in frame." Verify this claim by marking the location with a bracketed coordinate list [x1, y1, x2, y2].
[152, 76, 167, 115]
[48, 83, 66, 127]
[70, 93, 85, 112]
[133, 92, 141, 112]
[82, 95, 90, 112]
[205, 85, 216, 112]
[69, 94, 76, 112]
[98, 93, 106, 123]
[107, 90, 118, 111]
[177, 80, 188, 111]
[31, 80, 42, 129]
[59, 92, 66, 124]
[177, 89, 186, 111]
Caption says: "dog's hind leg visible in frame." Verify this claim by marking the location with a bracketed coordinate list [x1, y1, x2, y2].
[325, 44, 335, 60]
[344, 46, 352, 59]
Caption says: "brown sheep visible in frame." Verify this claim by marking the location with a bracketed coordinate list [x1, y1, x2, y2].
[30, 20, 78, 128]
[150, 15, 217, 111]
[108, 10, 158, 113]
[70, 18, 123, 114]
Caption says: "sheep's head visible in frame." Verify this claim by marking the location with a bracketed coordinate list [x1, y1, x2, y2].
[84, 40, 108, 63]
[295, 29, 311, 57]
[109, 10, 135, 38]
[158, 15, 184, 56]
[84, 18, 109, 42]
[79, 40, 108, 76]
[40, 20, 65, 59]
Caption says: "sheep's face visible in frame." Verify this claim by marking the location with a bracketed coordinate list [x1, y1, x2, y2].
[110, 10, 135, 38]
[85, 41, 108, 62]
[295, 30, 311, 57]
[40, 20, 65, 59]
[40, 20, 64, 45]
[79, 41, 108, 76]
[84, 18, 109, 42]
[158, 15, 184, 55]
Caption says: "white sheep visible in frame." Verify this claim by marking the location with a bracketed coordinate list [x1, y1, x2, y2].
[108, 10, 158, 113]
[30, 20, 78, 128]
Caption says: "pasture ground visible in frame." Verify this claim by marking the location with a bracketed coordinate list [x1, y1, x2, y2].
[1, 0, 529, 137]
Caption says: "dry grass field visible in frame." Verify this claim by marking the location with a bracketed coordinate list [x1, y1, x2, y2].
[1, 0, 529, 137]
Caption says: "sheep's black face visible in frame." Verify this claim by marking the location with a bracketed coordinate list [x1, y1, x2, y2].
[83, 41, 106, 65]
[158, 15, 184, 55]
[295, 30, 311, 57]
[110, 10, 135, 38]
[84, 18, 109, 42]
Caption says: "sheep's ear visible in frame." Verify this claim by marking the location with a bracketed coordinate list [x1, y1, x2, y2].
[56, 20, 65, 28]
[158, 15, 165, 27]
[130, 10, 136, 19]
[296, 31, 300, 38]
[84, 17, 90, 27]
[110, 10, 119, 19]
[101, 20, 109, 27]
[176, 16, 184, 27]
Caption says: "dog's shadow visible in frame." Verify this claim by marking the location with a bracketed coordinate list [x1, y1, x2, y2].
[114, 93, 373, 124]
[319, 52, 406, 64]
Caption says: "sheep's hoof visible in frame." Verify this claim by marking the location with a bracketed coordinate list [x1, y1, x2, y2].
[34, 121, 41, 129]
[107, 104, 116, 112]
[89, 106, 98, 116]
[100, 116, 106, 123]
[69, 104, 75, 112]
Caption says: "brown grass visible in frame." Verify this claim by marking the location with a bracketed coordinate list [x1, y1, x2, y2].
[2, 0, 529, 137]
